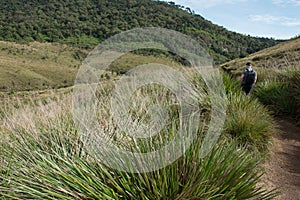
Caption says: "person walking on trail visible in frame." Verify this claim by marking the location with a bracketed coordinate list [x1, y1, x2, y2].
[240, 62, 257, 95]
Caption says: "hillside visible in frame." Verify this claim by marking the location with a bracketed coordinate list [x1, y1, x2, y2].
[0, 41, 183, 92]
[0, 0, 279, 64]
[220, 36, 300, 75]
[0, 41, 84, 91]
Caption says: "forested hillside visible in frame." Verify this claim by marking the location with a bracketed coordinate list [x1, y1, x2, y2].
[0, 0, 279, 64]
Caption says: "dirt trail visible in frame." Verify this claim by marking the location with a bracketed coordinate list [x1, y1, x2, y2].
[260, 119, 300, 200]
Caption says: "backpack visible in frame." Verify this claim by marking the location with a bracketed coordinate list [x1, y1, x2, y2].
[244, 69, 256, 85]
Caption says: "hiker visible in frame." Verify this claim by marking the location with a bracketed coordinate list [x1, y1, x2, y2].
[240, 62, 257, 95]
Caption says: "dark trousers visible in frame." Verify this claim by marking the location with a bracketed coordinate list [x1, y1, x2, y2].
[242, 84, 254, 95]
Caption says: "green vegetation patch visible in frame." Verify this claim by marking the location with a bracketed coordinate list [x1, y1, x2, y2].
[0, 0, 279, 64]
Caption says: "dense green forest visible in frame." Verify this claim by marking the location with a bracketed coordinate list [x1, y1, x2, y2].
[0, 0, 280, 63]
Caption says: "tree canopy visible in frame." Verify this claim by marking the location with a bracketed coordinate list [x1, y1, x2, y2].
[0, 0, 280, 64]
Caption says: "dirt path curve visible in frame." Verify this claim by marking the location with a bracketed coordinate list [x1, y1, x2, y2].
[260, 119, 300, 200]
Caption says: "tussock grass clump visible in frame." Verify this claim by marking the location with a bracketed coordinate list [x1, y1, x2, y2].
[221, 73, 277, 151]
[0, 91, 277, 199]
[255, 81, 294, 114]
[255, 69, 300, 125]
[222, 73, 242, 95]
[224, 93, 277, 152]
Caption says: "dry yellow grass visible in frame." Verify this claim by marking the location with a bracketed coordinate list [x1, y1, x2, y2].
[0, 41, 183, 92]
[220, 37, 300, 76]
[0, 41, 86, 91]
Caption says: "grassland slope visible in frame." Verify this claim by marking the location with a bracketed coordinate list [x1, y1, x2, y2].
[220, 36, 300, 75]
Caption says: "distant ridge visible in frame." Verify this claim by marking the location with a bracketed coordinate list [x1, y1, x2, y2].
[0, 0, 279, 64]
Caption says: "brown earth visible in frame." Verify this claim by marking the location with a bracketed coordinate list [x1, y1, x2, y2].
[260, 119, 300, 200]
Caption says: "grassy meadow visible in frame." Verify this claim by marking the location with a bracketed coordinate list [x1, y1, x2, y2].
[0, 41, 184, 93]
[0, 41, 86, 91]
[2, 38, 300, 199]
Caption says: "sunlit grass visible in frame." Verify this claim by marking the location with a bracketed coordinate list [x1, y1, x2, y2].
[254, 68, 300, 125]
[0, 73, 278, 199]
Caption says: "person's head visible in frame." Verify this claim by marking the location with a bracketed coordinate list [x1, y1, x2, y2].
[246, 62, 252, 68]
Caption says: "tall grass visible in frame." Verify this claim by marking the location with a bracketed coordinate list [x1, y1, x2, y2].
[0, 82, 278, 199]
[254, 68, 300, 125]
[224, 93, 277, 151]
[1, 110, 276, 199]
[222, 73, 243, 95]
[222, 73, 278, 152]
